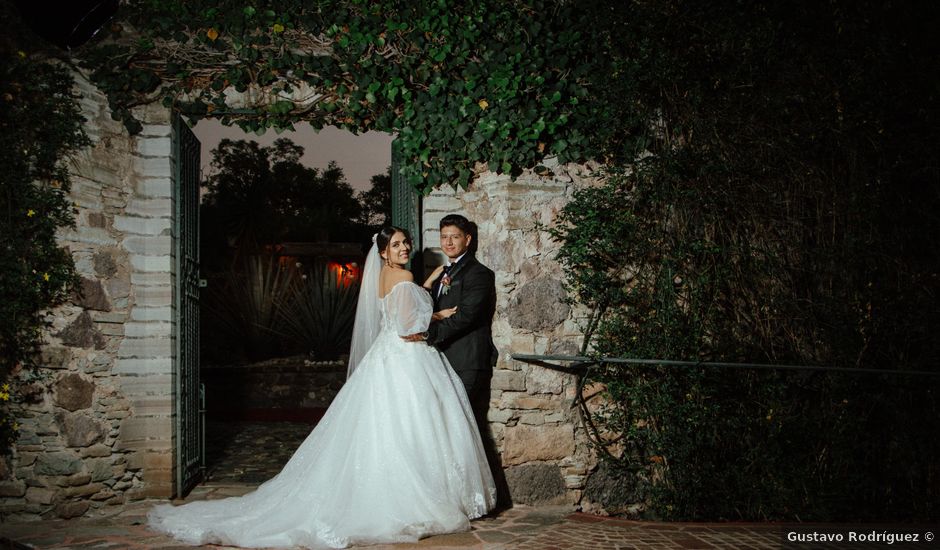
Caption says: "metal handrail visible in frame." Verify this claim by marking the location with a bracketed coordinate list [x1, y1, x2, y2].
[511, 352, 939, 462]
[511, 354, 940, 378]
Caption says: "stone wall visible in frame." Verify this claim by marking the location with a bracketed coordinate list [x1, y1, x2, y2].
[0, 71, 177, 520]
[203, 357, 345, 418]
[421, 159, 605, 508]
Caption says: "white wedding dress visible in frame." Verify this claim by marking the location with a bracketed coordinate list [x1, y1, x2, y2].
[149, 280, 497, 548]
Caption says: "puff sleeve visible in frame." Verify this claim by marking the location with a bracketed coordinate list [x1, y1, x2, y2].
[386, 283, 433, 336]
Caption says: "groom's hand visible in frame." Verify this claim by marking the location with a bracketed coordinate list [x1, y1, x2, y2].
[401, 332, 428, 342]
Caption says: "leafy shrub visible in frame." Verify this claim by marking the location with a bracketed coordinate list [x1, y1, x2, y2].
[202, 256, 295, 363]
[0, 47, 89, 454]
[277, 262, 360, 361]
[552, 0, 939, 521]
[202, 258, 362, 364]
[556, 161, 939, 520]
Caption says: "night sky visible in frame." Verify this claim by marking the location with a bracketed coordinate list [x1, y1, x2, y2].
[192, 119, 394, 193]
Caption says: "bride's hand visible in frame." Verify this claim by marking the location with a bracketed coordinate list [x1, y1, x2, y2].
[432, 306, 457, 321]
[422, 265, 446, 289]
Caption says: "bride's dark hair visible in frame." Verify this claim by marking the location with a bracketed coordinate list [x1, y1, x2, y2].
[376, 225, 411, 255]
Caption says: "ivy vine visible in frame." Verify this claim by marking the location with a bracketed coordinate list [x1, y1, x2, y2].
[1, 47, 89, 453]
[79, 0, 623, 192]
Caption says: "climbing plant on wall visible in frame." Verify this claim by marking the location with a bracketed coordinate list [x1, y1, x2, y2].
[79, 0, 630, 192]
[0, 46, 90, 453]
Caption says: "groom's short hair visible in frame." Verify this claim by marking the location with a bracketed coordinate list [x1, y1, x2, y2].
[440, 214, 473, 235]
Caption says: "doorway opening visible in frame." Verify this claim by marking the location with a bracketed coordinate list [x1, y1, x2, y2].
[189, 120, 394, 484]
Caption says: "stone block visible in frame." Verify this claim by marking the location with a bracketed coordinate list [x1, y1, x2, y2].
[500, 394, 562, 411]
[140, 480, 174, 498]
[86, 211, 108, 228]
[504, 463, 567, 505]
[63, 482, 104, 498]
[129, 254, 172, 273]
[136, 452, 172, 471]
[86, 458, 114, 483]
[114, 358, 172, 376]
[91, 249, 118, 278]
[81, 444, 112, 458]
[67, 472, 93, 486]
[501, 424, 575, 465]
[123, 236, 172, 255]
[55, 500, 91, 518]
[118, 337, 173, 359]
[525, 365, 567, 395]
[519, 412, 546, 425]
[130, 395, 172, 416]
[15, 452, 37, 468]
[118, 416, 172, 443]
[131, 272, 172, 287]
[40, 346, 72, 369]
[125, 451, 145, 471]
[105, 277, 131, 307]
[140, 124, 171, 137]
[486, 408, 514, 424]
[508, 276, 571, 331]
[118, 374, 172, 395]
[114, 215, 171, 236]
[25, 486, 57, 505]
[60, 227, 116, 246]
[0, 480, 26, 497]
[138, 178, 173, 198]
[34, 452, 83, 476]
[54, 373, 95, 411]
[90, 488, 117, 501]
[129, 306, 172, 322]
[57, 311, 106, 350]
[491, 369, 526, 391]
[133, 286, 173, 307]
[135, 137, 171, 157]
[124, 321, 172, 338]
[91, 311, 128, 324]
[71, 277, 112, 311]
[55, 411, 107, 448]
[548, 337, 580, 356]
[136, 156, 173, 179]
[97, 323, 124, 337]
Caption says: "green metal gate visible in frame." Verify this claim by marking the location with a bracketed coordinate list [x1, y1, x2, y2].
[390, 139, 422, 272]
[172, 114, 203, 496]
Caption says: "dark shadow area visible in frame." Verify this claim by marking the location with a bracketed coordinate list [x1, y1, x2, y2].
[203, 420, 316, 484]
[468, 373, 513, 512]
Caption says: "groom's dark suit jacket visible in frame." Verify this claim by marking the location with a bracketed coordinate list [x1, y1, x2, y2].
[427, 254, 498, 384]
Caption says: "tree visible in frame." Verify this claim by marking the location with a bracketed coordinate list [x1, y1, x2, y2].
[200, 138, 364, 269]
[357, 168, 391, 229]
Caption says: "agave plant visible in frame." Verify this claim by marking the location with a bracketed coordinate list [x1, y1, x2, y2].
[277, 262, 361, 360]
[203, 255, 296, 361]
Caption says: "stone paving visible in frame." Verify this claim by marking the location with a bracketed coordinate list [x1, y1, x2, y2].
[0, 494, 786, 550]
[0, 421, 790, 549]
[203, 420, 315, 484]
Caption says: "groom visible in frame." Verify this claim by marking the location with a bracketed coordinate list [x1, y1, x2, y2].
[425, 214, 498, 405]
[423, 213, 509, 509]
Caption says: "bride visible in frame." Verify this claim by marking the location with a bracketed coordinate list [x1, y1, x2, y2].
[149, 226, 497, 548]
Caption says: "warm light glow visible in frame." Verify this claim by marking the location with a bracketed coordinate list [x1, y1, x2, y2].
[328, 262, 360, 287]
[278, 255, 299, 269]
